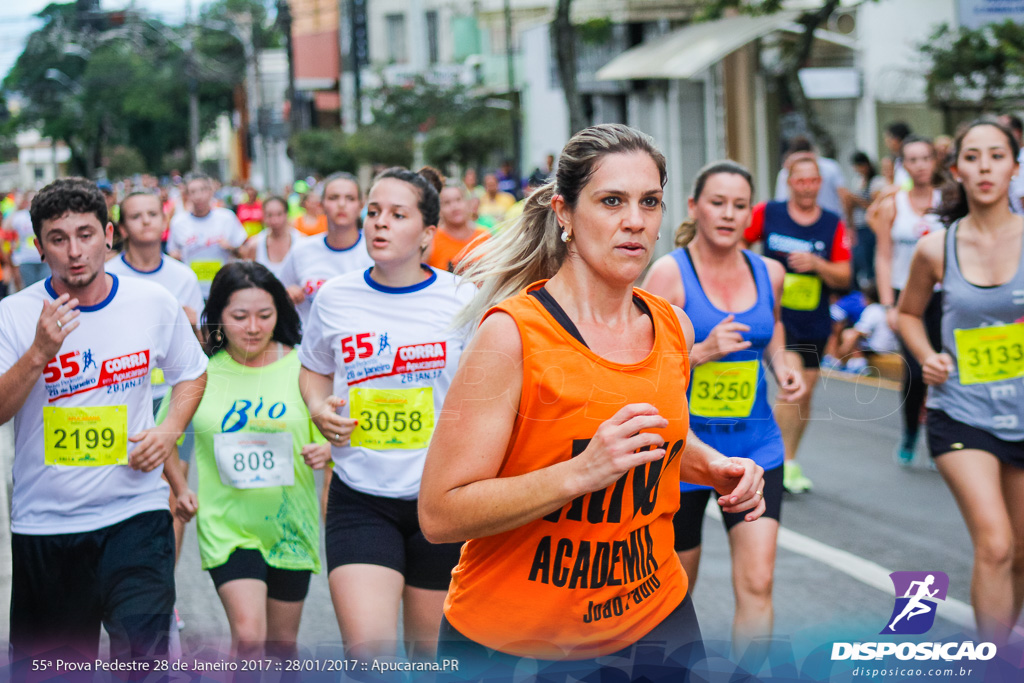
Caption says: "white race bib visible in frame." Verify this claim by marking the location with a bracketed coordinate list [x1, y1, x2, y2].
[213, 432, 294, 489]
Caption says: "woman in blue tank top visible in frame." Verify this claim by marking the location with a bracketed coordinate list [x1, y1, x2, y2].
[643, 161, 805, 657]
[898, 118, 1024, 647]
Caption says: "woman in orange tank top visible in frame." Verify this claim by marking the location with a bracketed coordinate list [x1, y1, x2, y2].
[419, 124, 767, 680]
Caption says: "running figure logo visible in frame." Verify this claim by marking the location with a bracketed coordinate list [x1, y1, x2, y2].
[81, 349, 97, 372]
[377, 333, 391, 356]
[881, 571, 949, 635]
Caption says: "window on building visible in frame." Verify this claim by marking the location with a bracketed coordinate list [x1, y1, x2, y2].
[386, 13, 407, 64]
[426, 11, 439, 65]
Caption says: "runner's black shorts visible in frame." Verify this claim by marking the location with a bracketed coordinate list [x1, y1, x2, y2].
[674, 464, 784, 552]
[325, 473, 462, 589]
[785, 337, 828, 370]
[208, 548, 312, 602]
[437, 593, 707, 682]
[9, 510, 174, 664]
[926, 409, 1024, 468]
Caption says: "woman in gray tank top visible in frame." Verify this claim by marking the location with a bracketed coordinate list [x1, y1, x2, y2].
[897, 117, 1024, 647]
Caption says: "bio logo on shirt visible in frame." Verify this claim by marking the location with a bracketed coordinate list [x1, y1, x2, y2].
[222, 398, 287, 433]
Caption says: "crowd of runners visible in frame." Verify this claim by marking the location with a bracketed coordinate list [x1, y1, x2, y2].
[0, 115, 1022, 680]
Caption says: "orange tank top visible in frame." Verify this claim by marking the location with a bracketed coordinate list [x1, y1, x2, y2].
[443, 282, 690, 660]
[426, 226, 489, 272]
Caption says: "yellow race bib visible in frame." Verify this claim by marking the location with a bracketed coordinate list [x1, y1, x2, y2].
[190, 260, 222, 283]
[690, 361, 759, 418]
[349, 387, 435, 450]
[954, 322, 1024, 385]
[43, 405, 128, 466]
[781, 273, 822, 311]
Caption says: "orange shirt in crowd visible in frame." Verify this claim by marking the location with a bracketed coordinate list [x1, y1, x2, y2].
[443, 283, 690, 659]
[294, 214, 328, 236]
[426, 226, 490, 272]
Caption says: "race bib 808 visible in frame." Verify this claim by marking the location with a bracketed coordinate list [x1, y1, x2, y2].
[213, 431, 295, 489]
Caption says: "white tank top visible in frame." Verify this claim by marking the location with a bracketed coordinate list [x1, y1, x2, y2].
[253, 228, 301, 280]
[890, 189, 942, 290]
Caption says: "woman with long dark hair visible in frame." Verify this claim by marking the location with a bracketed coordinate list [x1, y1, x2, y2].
[872, 136, 945, 465]
[898, 117, 1024, 645]
[192, 261, 330, 661]
[298, 166, 474, 662]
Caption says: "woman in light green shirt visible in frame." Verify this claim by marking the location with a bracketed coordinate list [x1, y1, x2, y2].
[193, 261, 330, 660]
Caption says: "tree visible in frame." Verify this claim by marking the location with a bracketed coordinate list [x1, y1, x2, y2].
[922, 20, 1024, 116]
[2, 0, 279, 178]
[288, 78, 512, 175]
[366, 76, 511, 169]
[552, 0, 586, 136]
[700, 0, 863, 158]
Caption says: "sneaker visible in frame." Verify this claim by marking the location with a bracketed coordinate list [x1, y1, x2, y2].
[783, 461, 813, 493]
[843, 357, 869, 374]
[893, 433, 917, 467]
[894, 446, 915, 467]
[174, 607, 185, 631]
[821, 355, 842, 371]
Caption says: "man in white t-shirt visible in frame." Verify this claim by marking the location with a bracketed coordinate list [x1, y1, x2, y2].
[773, 136, 846, 217]
[167, 174, 247, 298]
[0, 178, 208, 670]
[6, 191, 50, 289]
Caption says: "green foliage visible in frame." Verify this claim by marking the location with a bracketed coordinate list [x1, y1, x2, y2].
[577, 18, 614, 45]
[289, 129, 358, 175]
[922, 21, 1024, 110]
[367, 76, 511, 168]
[289, 125, 412, 175]
[289, 78, 510, 175]
[106, 145, 147, 178]
[697, 0, 786, 20]
[346, 126, 413, 168]
[2, 0, 280, 178]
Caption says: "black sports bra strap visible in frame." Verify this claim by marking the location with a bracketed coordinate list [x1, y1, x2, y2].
[529, 287, 652, 350]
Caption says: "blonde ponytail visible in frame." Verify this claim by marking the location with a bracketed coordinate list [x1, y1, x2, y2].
[674, 218, 697, 248]
[454, 182, 564, 328]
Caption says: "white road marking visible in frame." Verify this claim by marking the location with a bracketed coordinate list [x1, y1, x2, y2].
[706, 504, 979, 630]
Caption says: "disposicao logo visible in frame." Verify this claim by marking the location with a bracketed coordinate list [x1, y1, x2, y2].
[882, 571, 948, 635]
[831, 571, 997, 663]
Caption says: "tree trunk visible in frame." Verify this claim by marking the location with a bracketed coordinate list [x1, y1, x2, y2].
[552, 0, 586, 135]
[781, 0, 841, 157]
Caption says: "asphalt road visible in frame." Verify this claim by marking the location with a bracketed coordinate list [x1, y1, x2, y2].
[1, 372, 1020, 681]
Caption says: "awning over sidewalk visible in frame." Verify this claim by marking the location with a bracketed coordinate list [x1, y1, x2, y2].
[597, 12, 801, 81]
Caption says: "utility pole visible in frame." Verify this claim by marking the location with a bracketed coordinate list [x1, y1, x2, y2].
[240, 12, 272, 190]
[185, 0, 200, 174]
[339, 0, 356, 134]
[504, 0, 522, 185]
[277, 0, 301, 133]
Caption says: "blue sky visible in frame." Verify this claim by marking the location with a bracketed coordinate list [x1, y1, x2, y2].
[1, 1, 194, 82]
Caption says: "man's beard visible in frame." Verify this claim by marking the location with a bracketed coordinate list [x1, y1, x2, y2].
[62, 266, 100, 289]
